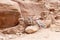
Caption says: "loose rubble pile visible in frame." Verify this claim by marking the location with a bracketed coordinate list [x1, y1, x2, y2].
[0, 0, 60, 36]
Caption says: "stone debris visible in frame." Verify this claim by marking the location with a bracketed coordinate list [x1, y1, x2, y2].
[0, 0, 59, 35]
[36, 20, 45, 28]
[25, 25, 39, 34]
[36, 19, 52, 28]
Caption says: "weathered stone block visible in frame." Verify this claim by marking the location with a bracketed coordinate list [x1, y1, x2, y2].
[0, 0, 20, 28]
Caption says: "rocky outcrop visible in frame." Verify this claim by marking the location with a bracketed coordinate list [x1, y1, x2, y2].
[0, 0, 20, 28]
[0, 0, 60, 34]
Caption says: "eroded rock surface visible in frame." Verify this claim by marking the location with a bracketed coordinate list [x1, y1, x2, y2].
[0, 0, 60, 34]
[0, 0, 20, 28]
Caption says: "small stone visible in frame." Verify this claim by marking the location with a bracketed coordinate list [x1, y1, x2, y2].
[25, 25, 39, 34]
[36, 20, 45, 28]
[36, 20, 51, 28]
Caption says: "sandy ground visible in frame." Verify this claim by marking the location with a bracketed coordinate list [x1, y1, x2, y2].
[2, 28, 60, 40]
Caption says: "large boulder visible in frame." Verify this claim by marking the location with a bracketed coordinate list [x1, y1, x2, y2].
[0, 0, 20, 28]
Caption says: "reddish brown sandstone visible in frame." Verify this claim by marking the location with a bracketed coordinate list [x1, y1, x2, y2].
[0, 0, 20, 28]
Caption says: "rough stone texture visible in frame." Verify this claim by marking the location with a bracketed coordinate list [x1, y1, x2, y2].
[13, 0, 60, 31]
[12, 0, 47, 19]
[0, 0, 60, 34]
[12, 0, 48, 27]
[0, 0, 20, 28]
[25, 25, 39, 34]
